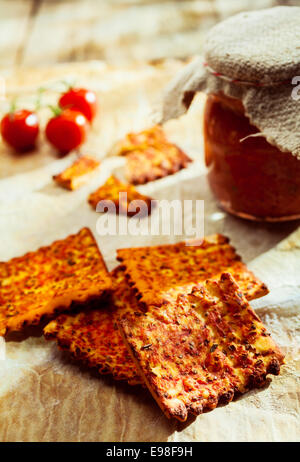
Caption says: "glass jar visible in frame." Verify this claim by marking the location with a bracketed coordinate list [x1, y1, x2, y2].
[204, 93, 300, 221]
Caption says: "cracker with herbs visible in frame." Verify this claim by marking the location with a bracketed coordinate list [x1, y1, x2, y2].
[112, 125, 192, 185]
[88, 175, 155, 216]
[0, 228, 111, 336]
[117, 234, 269, 308]
[118, 273, 284, 421]
[53, 155, 100, 190]
[44, 267, 141, 385]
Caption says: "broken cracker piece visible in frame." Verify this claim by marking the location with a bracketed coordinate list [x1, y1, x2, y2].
[125, 143, 191, 185]
[118, 272, 284, 421]
[53, 155, 100, 190]
[111, 125, 167, 157]
[44, 266, 141, 384]
[44, 275, 140, 385]
[111, 125, 192, 184]
[0, 228, 111, 336]
[88, 175, 155, 216]
[117, 234, 269, 306]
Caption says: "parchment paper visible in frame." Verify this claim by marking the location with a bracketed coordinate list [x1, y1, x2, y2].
[0, 61, 299, 442]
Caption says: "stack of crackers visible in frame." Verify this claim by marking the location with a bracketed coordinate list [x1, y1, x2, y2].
[0, 227, 284, 421]
[52, 126, 191, 219]
[112, 125, 192, 184]
[53, 126, 191, 217]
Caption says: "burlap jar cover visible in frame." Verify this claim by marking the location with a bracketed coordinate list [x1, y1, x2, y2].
[161, 6, 300, 158]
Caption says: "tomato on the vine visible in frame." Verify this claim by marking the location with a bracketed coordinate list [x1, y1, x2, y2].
[59, 88, 97, 122]
[45, 109, 88, 154]
[1, 109, 39, 152]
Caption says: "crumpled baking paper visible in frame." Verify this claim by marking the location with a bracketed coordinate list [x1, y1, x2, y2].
[0, 61, 299, 442]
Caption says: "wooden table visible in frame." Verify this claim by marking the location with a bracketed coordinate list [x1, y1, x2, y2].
[0, 0, 285, 69]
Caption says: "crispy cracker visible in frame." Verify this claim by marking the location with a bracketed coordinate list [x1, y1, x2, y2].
[44, 267, 141, 385]
[112, 125, 192, 184]
[53, 155, 100, 190]
[125, 144, 191, 185]
[0, 228, 111, 336]
[112, 125, 167, 156]
[118, 272, 284, 421]
[88, 175, 155, 216]
[117, 234, 269, 306]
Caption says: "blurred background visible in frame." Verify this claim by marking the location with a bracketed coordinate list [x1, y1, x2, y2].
[0, 0, 299, 69]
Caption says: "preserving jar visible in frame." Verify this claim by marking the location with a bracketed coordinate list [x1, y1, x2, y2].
[204, 93, 300, 221]
[161, 7, 300, 221]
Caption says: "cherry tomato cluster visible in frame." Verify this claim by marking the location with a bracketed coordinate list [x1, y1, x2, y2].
[0, 87, 97, 154]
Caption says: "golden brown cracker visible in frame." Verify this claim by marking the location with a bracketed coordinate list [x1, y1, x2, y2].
[44, 273, 141, 385]
[112, 125, 167, 156]
[117, 234, 269, 306]
[112, 125, 192, 184]
[0, 228, 111, 336]
[53, 155, 100, 190]
[88, 175, 155, 216]
[118, 273, 284, 421]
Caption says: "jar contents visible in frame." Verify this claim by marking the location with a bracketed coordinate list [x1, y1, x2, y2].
[204, 93, 300, 221]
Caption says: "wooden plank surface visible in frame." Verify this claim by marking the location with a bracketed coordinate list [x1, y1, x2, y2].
[0, 0, 287, 69]
[0, 0, 33, 68]
[21, 0, 217, 66]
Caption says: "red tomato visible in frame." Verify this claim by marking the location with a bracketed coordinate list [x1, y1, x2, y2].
[45, 109, 88, 154]
[59, 88, 97, 122]
[1, 110, 39, 152]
